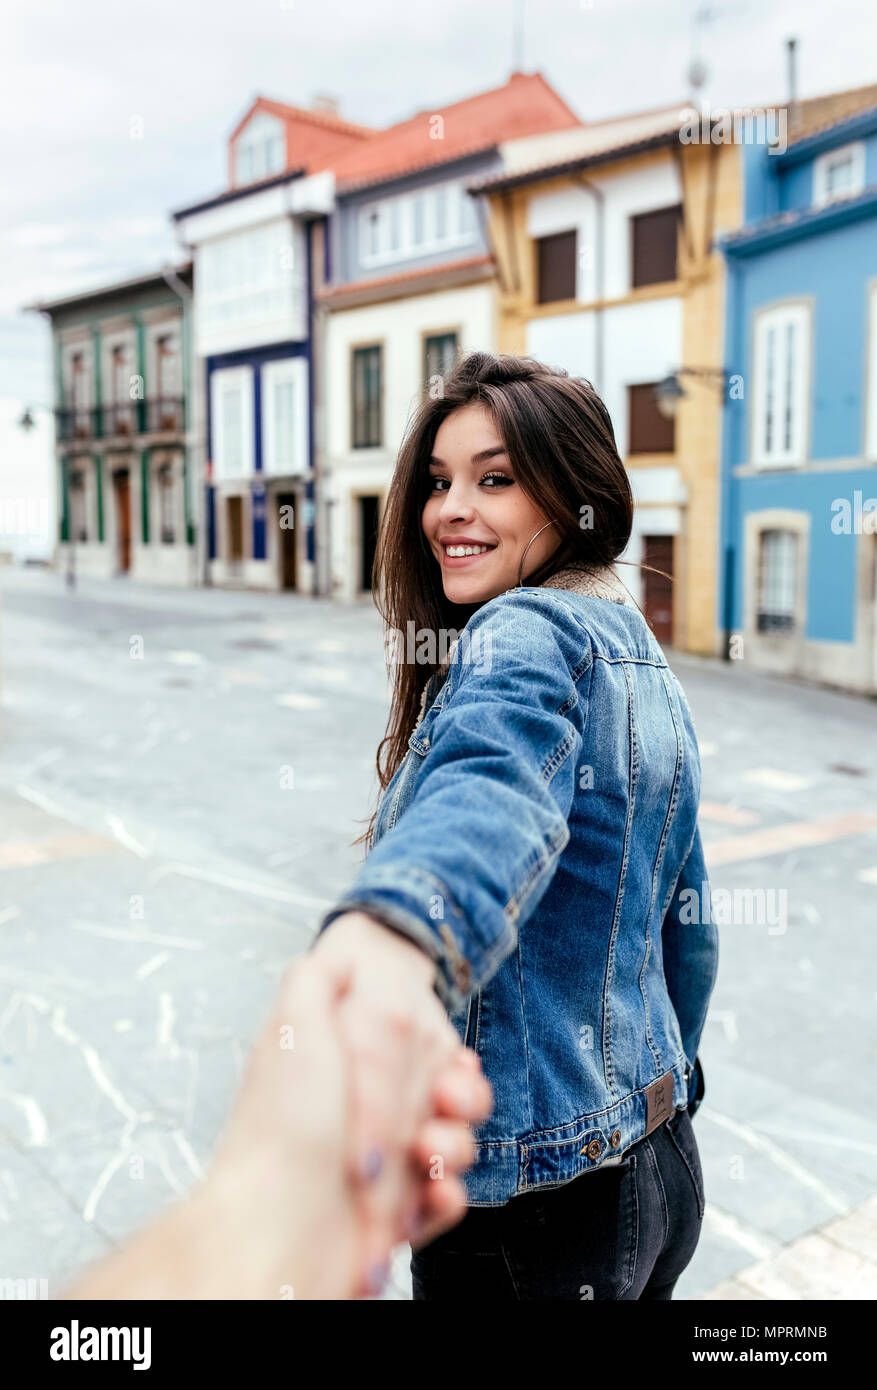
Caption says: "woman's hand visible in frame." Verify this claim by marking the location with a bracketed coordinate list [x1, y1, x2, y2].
[311, 910, 488, 1292]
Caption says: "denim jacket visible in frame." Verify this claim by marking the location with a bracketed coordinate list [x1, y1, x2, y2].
[315, 565, 718, 1206]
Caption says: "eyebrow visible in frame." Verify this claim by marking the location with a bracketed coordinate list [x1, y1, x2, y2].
[428, 446, 508, 468]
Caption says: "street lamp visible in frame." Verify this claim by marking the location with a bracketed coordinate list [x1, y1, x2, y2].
[653, 367, 728, 420]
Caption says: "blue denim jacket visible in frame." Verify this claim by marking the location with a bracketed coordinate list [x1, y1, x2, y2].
[316, 565, 718, 1206]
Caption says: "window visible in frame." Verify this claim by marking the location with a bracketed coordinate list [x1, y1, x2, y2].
[157, 460, 176, 544]
[107, 344, 135, 436]
[631, 205, 682, 288]
[813, 142, 865, 207]
[358, 182, 478, 268]
[111, 344, 128, 402]
[157, 333, 182, 398]
[867, 283, 877, 461]
[69, 467, 88, 542]
[262, 357, 308, 476]
[211, 367, 254, 479]
[423, 332, 459, 394]
[198, 222, 297, 341]
[756, 529, 799, 632]
[351, 345, 382, 448]
[235, 111, 285, 185]
[628, 383, 675, 454]
[752, 304, 810, 467]
[69, 351, 92, 438]
[536, 230, 577, 304]
[154, 334, 183, 430]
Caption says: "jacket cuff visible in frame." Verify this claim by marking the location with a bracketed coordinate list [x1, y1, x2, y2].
[314, 872, 478, 1016]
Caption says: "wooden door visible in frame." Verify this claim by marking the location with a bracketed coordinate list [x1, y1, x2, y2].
[277, 492, 297, 589]
[227, 496, 244, 564]
[113, 470, 131, 572]
[359, 495, 380, 591]
[642, 535, 674, 645]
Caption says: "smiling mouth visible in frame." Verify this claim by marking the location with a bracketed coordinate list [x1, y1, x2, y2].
[440, 542, 497, 563]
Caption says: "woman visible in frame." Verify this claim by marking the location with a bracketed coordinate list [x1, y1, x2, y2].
[312, 351, 719, 1300]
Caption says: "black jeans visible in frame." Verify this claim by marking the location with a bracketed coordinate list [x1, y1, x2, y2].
[410, 1106, 705, 1300]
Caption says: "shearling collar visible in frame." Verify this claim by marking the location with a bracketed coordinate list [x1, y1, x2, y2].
[541, 564, 631, 605]
[413, 565, 630, 726]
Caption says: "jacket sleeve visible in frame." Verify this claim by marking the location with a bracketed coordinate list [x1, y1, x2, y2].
[660, 822, 718, 1112]
[313, 593, 586, 1016]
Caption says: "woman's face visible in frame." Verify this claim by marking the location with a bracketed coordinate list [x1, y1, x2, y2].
[422, 403, 558, 605]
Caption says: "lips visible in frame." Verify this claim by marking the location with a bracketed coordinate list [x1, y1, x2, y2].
[440, 541, 497, 569]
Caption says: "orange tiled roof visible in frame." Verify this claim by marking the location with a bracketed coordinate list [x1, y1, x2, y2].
[309, 71, 583, 191]
[228, 95, 376, 187]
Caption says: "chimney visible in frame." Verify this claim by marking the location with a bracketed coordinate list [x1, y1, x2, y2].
[311, 93, 341, 117]
[785, 37, 800, 130]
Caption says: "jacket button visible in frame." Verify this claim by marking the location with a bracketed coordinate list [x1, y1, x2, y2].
[586, 1139, 601, 1160]
[610, 1129, 621, 1148]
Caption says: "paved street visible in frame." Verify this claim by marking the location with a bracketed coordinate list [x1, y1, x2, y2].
[0, 565, 875, 1300]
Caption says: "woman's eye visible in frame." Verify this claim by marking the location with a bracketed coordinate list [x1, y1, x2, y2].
[429, 472, 513, 492]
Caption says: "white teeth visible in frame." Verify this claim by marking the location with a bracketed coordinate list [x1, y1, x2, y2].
[445, 544, 491, 557]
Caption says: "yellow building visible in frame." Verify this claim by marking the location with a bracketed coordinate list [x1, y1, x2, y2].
[468, 105, 742, 655]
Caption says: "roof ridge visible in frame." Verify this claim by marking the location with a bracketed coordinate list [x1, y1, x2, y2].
[231, 94, 376, 142]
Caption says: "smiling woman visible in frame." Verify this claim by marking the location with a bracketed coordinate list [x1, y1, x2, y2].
[311, 350, 717, 1301]
[356, 351, 634, 809]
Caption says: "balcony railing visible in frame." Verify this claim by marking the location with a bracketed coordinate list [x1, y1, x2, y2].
[54, 397, 185, 442]
[55, 407, 100, 442]
[102, 402, 138, 438]
[146, 396, 185, 433]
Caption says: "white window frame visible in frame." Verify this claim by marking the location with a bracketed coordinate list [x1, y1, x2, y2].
[262, 357, 308, 477]
[812, 141, 866, 208]
[358, 182, 478, 269]
[866, 281, 877, 462]
[197, 221, 298, 347]
[235, 111, 285, 186]
[751, 302, 811, 469]
[211, 366, 254, 481]
[756, 528, 800, 633]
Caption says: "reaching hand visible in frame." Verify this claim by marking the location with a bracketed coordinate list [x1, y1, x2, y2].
[311, 910, 491, 1295]
[209, 935, 491, 1298]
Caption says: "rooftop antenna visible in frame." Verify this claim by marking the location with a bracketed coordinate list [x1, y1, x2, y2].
[786, 37, 800, 129]
[513, 0, 524, 73]
[687, 2, 717, 112]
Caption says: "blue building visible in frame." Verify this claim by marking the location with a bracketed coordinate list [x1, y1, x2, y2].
[719, 86, 877, 694]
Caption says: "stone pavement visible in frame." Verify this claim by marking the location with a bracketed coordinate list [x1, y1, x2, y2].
[700, 1194, 877, 1299]
[0, 567, 875, 1301]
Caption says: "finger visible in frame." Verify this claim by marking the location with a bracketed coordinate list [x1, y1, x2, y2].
[339, 1004, 422, 1294]
[408, 1118, 476, 1175]
[429, 1067, 494, 1124]
[408, 1174, 469, 1249]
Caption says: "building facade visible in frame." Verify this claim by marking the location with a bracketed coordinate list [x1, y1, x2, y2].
[469, 105, 743, 654]
[31, 266, 195, 584]
[313, 72, 583, 599]
[719, 85, 877, 694]
[172, 97, 374, 592]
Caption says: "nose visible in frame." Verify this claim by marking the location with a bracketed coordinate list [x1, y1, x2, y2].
[437, 477, 477, 521]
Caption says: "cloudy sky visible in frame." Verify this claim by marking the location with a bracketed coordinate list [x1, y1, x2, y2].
[3, 0, 877, 411]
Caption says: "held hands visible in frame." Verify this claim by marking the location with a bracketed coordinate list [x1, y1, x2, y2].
[208, 915, 491, 1299]
[310, 910, 492, 1296]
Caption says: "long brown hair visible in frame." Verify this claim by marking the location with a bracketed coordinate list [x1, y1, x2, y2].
[354, 350, 634, 850]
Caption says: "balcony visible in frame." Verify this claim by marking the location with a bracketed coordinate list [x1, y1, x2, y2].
[55, 406, 100, 442]
[102, 402, 138, 438]
[54, 397, 185, 443]
[146, 396, 185, 433]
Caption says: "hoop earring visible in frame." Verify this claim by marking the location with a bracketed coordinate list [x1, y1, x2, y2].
[515, 519, 558, 589]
